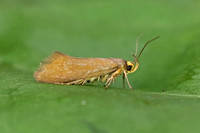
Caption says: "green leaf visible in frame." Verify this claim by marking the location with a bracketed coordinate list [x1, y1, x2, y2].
[0, 1, 200, 133]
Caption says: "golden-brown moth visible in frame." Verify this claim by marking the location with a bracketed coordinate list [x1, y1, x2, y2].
[34, 36, 160, 89]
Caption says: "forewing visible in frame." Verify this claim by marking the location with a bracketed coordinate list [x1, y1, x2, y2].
[34, 51, 125, 83]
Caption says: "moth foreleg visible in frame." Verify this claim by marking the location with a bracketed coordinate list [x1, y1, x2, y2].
[123, 73, 125, 88]
[122, 69, 133, 89]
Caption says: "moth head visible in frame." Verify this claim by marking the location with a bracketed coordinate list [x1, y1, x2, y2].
[126, 36, 160, 74]
[126, 61, 139, 74]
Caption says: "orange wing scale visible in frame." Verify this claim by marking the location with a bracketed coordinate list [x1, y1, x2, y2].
[34, 51, 125, 84]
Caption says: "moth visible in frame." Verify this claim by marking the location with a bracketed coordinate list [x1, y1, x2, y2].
[34, 36, 160, 89]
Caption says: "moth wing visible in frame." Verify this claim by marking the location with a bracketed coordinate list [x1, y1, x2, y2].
[34, 51, 125, 84]
[34, 51, 71, 82]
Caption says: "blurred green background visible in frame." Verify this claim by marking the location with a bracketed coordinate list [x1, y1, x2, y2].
[0, 0, 200, 133]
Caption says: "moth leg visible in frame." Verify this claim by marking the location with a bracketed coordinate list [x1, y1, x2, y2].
[105, 76, 112, 84]
[61, 79, 84, 85]
[123, 73, 125, 88]
[123, 69, 133, 89]
[105, 76, 113, 89]
[81, 80, 87, 85]
[105, 68, 122, 89]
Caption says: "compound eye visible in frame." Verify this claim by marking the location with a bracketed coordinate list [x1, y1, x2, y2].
[127, 65, 132, 71]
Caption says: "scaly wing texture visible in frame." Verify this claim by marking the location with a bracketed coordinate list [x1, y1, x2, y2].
[34, 51, 125, 84]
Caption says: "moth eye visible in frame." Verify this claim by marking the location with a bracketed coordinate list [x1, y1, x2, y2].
[127, 65, 132, 71]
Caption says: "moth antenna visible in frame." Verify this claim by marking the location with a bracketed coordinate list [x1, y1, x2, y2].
[135, 33, 144, 56]
[137, 36, 160, 59]
[131, 52, 139, 64]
